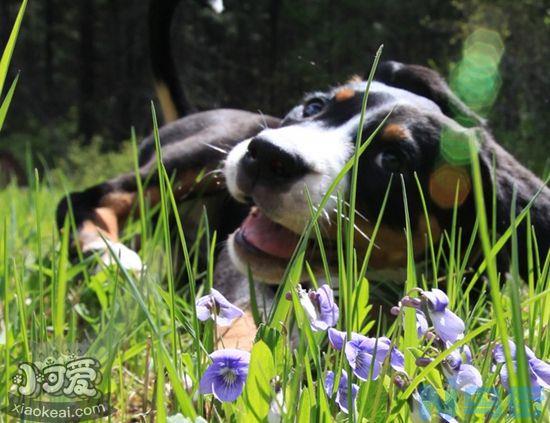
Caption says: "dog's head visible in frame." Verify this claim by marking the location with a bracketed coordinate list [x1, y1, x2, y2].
[223, 62, 546, 283]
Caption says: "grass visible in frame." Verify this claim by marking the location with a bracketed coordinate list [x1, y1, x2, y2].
[2, 3, 550, 422]
[2, 87, 550, 423]
[0, 164, 550, 421]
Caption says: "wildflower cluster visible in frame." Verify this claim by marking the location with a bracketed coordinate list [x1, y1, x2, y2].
[391, 288, 481, 420]
[296, 284, 405, 414]
[393, 288, 550, 420]
[193, 285, 550, 422]
[492, 340, 550, 401]
[194, 289, 249, 401]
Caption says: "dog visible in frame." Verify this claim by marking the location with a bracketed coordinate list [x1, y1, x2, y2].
[57, 3, 550, 350]
[57, 61, 550, 349]
[223, 63, 550, 285]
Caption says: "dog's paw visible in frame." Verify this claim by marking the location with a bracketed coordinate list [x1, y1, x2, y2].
[216, 310, 257, 351]
[83, 238, 144, 273]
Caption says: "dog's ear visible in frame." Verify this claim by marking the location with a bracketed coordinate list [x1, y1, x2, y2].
[376, 61, 483, 127]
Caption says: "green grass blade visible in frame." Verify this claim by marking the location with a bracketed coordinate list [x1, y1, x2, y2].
[0, 0, 27, 97]
[0, 73, 19, 131]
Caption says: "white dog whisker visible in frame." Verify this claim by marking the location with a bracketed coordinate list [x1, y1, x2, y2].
[202, 142, 229, 155]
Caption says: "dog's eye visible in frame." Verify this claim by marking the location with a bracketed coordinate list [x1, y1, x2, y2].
[302, 98, 325, 117]
[375, 150, 406, 173]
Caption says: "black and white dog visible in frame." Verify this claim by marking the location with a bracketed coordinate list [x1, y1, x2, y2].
[57, 61, 550, 348]
[56, 1, 549, 349]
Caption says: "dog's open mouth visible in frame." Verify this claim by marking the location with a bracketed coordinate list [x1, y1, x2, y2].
[234, 207, 300, 259]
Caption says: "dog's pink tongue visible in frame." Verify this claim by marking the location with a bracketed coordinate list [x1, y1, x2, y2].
[241, 207, 299, 259]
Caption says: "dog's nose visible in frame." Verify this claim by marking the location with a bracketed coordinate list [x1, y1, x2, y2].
[242, 137, 308, 184]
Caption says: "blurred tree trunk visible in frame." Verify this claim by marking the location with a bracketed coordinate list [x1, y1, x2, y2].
[44, 0, 54, 101]
[0, 1, 9, 48]
[110, 0, 130, 142]
[78, 0, 95, 144]
[267, 0, 281, 110]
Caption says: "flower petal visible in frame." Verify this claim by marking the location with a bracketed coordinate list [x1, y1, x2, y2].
[455, 364, 483, 394]
[196, 295, 213, 322]
[446, 345, 462, 371]
[529, 357, 550, 389]
[497, 362, 538, 399]
[410, 391, 431, 423]
[344, 339, 362, 368]
[462, 345, 473, 364]
[492, 342, 507, 363]
[499, 364, 510, 391]
[431, 309, 465, 343]
[210, 348, 251, 363]
[422, 288, 449, 312]
[390, 347, 405, 372]
[416, 310, 429, 338]
[324, 371, 335, 397]
[354, 351, 380, 381]
[211, 377, 245, 402]
[359, 336, 391, 362]
[210, 288, 235, 308]
[316, 284, 339, 329]
[199, 362, 219, 394]
[298, 288, 319, 326]
[207, 289, 245, 326]
[335, 376, 359, 414]
[328, 328, 347, 350]
[493, 340, 535, 363]
[216, 304, 245, 327]
[439, 413, 459, 423]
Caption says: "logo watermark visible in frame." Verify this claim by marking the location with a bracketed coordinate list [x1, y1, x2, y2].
[3, 349, 115, 422]
[419, 385, 548, 419]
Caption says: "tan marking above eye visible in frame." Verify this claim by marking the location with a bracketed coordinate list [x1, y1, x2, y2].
[429, 164, 472, 209]
[334, 87, 355, 102]
[382, 123, 409, 141]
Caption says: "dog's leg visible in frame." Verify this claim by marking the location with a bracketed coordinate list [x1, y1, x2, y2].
[213, 247, 276, 350]
[56, 162, 224, 270]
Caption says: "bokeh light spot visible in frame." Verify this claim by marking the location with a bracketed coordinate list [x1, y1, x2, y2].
[450, 28, 504, 116]
[429, 164, 472, 209]
[439, 127, 476, 166]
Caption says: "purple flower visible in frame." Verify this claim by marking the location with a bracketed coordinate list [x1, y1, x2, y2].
[324, 370, 359, 414]
[442, 344, 482, 394]
[344, 335, 404, 381]
[493, 341, 550, 401]
[409, 390, 459, 423]
[328, 328, 347, 350]
[396, 289, 464, 343]
[421, 289, 465, 343]
[195, 288, 244, 326]
[392, 301, 428, 339]
[410, 390, 431, 423]
[298, 284, 339, 331]
[199, 349, 250, 402]
[439, 413, 459, 423]
[421, 288, 449, 311]
[416, 310, 429, 338]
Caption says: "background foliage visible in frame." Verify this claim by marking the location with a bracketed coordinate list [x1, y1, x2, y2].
[1, 0, 549, 185]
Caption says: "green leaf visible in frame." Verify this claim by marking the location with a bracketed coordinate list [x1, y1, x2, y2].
[242, 340, 276, 422]
[407, 347, 446, 400]
[357, 380, 388, 421]
[297, 388, 312, 423]
[254, 324, 285, 374]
